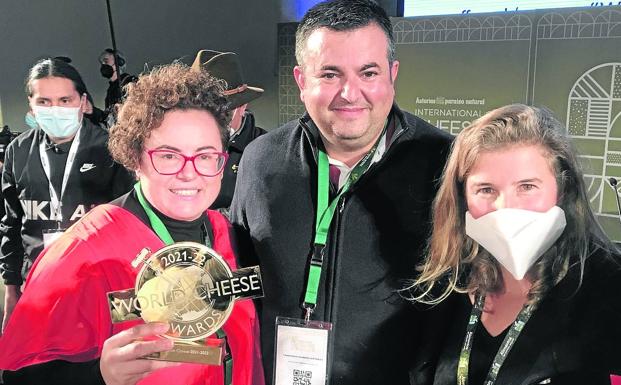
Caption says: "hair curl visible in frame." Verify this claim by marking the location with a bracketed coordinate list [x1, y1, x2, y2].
[109, 63, 230, 171]
[405, 104, 615, 305]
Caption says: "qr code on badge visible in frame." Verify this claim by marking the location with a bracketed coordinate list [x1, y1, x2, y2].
[293, 369, 312, 385]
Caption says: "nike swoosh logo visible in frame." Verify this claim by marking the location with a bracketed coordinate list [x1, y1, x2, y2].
[79, 164, 96, 173]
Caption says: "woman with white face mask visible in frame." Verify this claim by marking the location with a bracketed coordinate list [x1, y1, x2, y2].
[407, 104, 621, 385]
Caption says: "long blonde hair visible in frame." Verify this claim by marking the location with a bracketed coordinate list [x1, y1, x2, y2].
[407, 104, 612, 304]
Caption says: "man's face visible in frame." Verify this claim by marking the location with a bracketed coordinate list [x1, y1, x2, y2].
[294, 23, 399, 155]
[28, 76, 84, 111]
[101, 53, 116, 67]
[230, 104, 248, 133]
[101, 53, 118, 79]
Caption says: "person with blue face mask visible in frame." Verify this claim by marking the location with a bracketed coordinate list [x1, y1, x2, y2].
[30, 79, 85, 140]
[24, 112, 37, 130]
[0, 58, 134, 332]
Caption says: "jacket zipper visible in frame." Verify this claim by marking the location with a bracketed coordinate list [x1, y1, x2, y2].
[305, 109, 411, 382]
[324, 193, 346, 383]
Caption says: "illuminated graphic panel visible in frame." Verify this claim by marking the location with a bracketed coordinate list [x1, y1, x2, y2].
[403, 1, 616, 17]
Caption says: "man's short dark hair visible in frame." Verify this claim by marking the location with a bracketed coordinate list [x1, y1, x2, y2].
[295, 0, 395, 66]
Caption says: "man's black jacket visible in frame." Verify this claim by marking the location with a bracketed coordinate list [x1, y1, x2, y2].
[231, 105, 453, 385]
[212, 110, 266, 209]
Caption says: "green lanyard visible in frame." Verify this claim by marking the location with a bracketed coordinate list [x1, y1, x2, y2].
[302, 127, 385, 322]
[134, 182, 211, 248]
[134, 182, 230, 384]
[457, 293, 537, 385]
[134, 182, 175, 245]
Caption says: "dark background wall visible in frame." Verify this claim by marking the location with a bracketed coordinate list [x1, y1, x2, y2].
[0, 0, 288, 131]
[0, 0, 401, 133]
[0, 0, 401, 317]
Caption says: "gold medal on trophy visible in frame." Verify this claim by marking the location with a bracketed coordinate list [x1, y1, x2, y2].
[107, 242, 263, 365]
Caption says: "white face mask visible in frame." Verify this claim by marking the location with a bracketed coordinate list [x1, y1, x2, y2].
[32, 105, 82, 139]
[465, 206, 567, 280]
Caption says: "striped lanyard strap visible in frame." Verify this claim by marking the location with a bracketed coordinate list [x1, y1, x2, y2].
[457, 293, 537, 385]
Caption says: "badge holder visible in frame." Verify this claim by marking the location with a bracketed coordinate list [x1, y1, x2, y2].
[42, 220, 66, 248]
[273, 316, 332, 385]
[107, 242, 263, 365]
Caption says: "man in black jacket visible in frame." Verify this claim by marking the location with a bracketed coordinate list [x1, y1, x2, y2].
[230, 1, 453, 384]
[99, 49, 137, 122]
[191, 50, 266, 211]
[0, 58, 134, 332]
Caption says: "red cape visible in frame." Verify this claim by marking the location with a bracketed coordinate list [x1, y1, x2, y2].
[0, 205, 264, 385]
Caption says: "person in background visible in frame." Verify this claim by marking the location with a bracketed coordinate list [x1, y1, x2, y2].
[230, 0, 452, 384]
[99, 48, 137, 121]
[83, 92, 108, 128]
[191, 50, 265, 212]
[0, 125, 13, 221]
[408, 104, 621, 384]
[0, 58, 134, 332]
[0, 125, 14, 146]
[52, 56, 107, 128]
[0, 62, 264, 385]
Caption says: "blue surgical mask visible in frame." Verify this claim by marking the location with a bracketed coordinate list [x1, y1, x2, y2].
[32, 105, 82, 139]
[25, 112, 38, 130]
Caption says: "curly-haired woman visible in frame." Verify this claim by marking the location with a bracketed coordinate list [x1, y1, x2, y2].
[0, 63, 264, 385]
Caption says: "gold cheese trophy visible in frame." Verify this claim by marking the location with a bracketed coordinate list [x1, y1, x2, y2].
[107, 242, 263, 365]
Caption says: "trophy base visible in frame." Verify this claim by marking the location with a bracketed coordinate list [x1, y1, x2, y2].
[144, 338, 226, 365]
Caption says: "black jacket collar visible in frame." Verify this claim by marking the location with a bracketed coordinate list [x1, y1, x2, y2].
[228, 111, 257, 152]
[298, 103, 411, 162]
